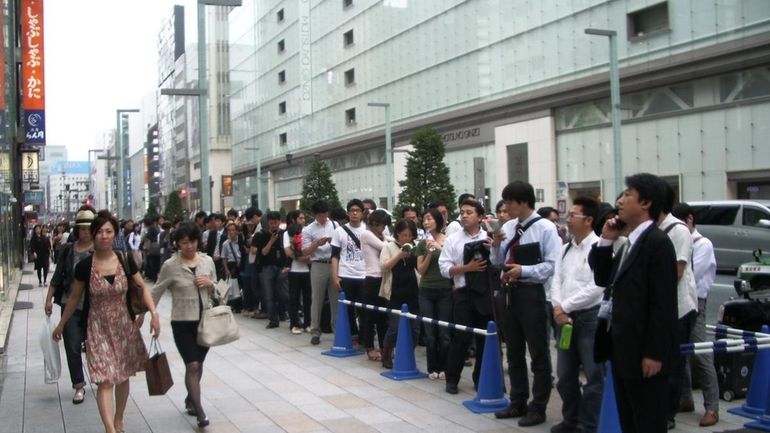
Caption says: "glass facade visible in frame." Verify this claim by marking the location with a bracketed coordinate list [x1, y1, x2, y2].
[228, 0, 770, 209]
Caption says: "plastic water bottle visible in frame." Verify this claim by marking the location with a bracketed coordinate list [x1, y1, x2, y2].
[558, 323, 573, 350]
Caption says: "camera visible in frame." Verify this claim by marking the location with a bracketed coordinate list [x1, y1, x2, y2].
[401, 243, 413, 253]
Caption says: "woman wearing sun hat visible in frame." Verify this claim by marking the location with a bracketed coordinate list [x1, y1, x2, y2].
[45, 206, 96, 405]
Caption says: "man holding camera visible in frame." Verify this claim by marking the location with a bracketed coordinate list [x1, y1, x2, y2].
[438, 199, 493, 395]
[491, 181, 562, 427]
[252, 211, 289, 329]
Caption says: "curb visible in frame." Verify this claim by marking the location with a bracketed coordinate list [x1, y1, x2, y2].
[0, 264, 28, 354]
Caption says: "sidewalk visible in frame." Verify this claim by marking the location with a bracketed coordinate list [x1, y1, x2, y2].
[0, 263, 757, 432]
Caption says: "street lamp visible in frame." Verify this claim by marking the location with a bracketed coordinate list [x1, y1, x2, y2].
[244, 147, 262, 210]
[368, 102, 393, 211]
[116, 109, 140, 218]
[585, 28, 623, 198]
[159, 0, 242, 213]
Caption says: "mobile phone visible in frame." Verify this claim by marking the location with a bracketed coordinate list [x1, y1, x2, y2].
[613, 217, 627, 231]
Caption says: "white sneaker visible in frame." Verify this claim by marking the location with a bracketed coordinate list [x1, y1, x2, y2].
[438, 371, 446, 380]
[291, 327, 302, 335]
[428, 372, 439, 380]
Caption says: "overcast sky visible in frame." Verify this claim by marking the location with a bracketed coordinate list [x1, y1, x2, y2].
[45, 0, 181, 161]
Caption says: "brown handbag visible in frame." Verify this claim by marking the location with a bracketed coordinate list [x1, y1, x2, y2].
[145, 338, 173, 395]
[118, 252, 148, 319]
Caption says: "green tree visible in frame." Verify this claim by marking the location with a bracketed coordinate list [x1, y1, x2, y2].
[145, 202, 160, 221]
[164, 191, 185, 222]
[396, 127, 456, 215]
[300, 160, 341, 212]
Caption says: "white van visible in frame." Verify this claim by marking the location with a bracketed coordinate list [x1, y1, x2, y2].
[688, 200, 770, 272]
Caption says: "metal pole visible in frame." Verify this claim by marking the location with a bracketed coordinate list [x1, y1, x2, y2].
[116, 111, 123, 217]
[384, 105, 393, 211]
[197, 1, 211, 213]
[256, 147, 262, 210]
[608, 33, 623, 198]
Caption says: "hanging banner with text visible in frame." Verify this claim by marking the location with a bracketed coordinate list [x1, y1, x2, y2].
[21, 0, 46, 145]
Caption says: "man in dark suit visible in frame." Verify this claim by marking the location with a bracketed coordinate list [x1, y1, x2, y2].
[589, 173, 678, 433]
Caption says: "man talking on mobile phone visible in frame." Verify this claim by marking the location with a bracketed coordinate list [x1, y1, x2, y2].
[588, 173, 678, 433]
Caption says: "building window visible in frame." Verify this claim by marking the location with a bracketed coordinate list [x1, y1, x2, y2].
[277, 39, 285, 53]
[279, 132, 288, 146]
[278, 101, 287, 115]
[627, 2, 669, 39]
[276, 8, 284, 23]
[278, 70, 286, 84]
[343, 29, 354, 47]
[345, 108, 356, 125]
[344, 68, 355, 86]
[343, 0, 353, 8]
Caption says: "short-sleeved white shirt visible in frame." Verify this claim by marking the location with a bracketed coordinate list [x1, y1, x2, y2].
[660, 213, 698, 318]
[331, 223, 367, 279]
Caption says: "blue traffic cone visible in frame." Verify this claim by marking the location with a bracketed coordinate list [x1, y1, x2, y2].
[463, 321, 509, 413]
[597, 362, 622, 433]
[729, 324, 770, 420]
[381, 304, 427, 381]
[322, 292, 361, 358]
[743, 382, 770, 432]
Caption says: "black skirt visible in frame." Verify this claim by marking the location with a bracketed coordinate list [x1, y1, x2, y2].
[171, 321, 210, 364]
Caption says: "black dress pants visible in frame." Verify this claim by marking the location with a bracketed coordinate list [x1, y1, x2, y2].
[614, 372, 669, 433]
[445, 287, 491, 387]
[501, 284, 552, 413]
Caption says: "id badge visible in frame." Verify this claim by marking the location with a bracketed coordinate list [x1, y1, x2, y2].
[597, 300, 613, 321]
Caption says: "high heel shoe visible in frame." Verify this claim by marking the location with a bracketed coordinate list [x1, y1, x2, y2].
[184, 397, 197, 417]
[197, 417, 210, 428]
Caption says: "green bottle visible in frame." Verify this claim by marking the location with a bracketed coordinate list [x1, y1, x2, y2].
[558, 323, 573, 350]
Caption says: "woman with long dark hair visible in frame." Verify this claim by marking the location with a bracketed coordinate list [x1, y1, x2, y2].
[152, 221, 217, 428]
[53, 210, 159, 433]
[416, 208, 452, 379]
[284, 210, 311, 334]
[359, 209, 391, 361]
[379, 219, 420, 369]
[31, 223, 52, 286]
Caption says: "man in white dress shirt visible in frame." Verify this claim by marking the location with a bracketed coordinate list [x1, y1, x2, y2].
[550, 197, 605, 433]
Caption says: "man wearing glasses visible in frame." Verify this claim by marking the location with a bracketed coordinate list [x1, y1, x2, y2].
[550, 197, 605, 433]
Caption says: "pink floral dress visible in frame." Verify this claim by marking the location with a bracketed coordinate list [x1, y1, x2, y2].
[86, 263, 147, 384]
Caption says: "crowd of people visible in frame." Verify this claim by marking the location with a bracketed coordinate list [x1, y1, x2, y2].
[37, 172, 722, 433]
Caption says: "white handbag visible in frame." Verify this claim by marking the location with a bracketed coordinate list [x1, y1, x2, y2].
[197, 305, 240, 347]
[196, 288, 239, 347]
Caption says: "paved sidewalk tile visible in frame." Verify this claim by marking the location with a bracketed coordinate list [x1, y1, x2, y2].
[0, 263, 757, 432]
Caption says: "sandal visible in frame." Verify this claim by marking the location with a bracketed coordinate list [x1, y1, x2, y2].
[366, 348, 382, 361]
[72, 388, 85, 404]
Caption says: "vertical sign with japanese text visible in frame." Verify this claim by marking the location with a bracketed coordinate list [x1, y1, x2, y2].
[0, 5, 6, 145]
[21, 0, 46, 145]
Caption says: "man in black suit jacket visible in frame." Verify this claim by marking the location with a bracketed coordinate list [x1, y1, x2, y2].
[589, 173, 678, 433]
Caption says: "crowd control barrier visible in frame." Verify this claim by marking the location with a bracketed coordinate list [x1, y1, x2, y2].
[335, 294, 509, 413]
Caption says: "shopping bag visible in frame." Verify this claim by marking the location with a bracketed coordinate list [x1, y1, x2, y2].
[228, 278, 242, 301]
[197, 305, 240, 347]
[40, 317, 61, 384]
[214, 278, 230, 302]
[145, 338, 173, 396]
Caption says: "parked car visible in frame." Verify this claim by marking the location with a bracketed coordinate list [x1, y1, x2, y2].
[688, 200, 770, 272]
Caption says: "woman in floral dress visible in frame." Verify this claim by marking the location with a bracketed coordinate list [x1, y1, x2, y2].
[54, 210, 160, 433]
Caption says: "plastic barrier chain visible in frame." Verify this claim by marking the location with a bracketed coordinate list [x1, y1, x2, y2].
[339, 298, 490, 336]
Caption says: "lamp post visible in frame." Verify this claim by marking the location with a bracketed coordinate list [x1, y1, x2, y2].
[116, 109, 140, 218]
[368, 102, 393, 211]
[585, 28, 623, 198]
[244, 147, 261, 210]
[88, 149, 104, 196]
